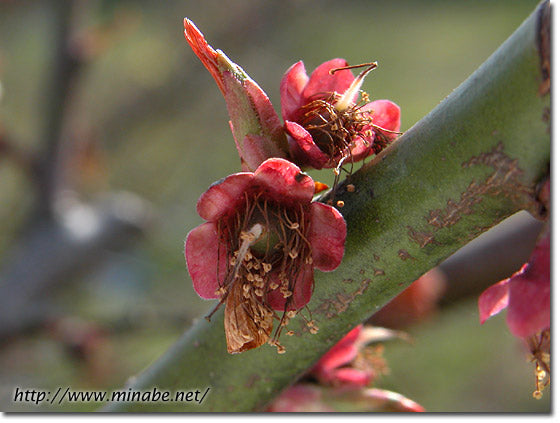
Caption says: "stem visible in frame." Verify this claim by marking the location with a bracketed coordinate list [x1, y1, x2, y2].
[102, 1, 549, 412]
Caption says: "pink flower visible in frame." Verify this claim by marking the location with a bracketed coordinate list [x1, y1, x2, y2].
[184, 19, 288, 171]
[267, 325, 424, 412]
[280, 59, 401, 169]
[478, 232, 550, 338]
[310, 325, 410, 388]
[478, 231, 550, 397]
[185, 158, 346, 353]
[310, 325, 373, 387]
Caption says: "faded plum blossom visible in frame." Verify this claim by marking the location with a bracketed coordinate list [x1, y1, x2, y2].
[478, 232, 550, 398]
[185, 158, 346, 353]
[184, 19, 288, 171]
[267, 325, 424, 412]
[280, 59, 401, 170]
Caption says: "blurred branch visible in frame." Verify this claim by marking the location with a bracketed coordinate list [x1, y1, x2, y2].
[35, 0, 82, 218]
[0, 192, 152, 342]
[0, 1, 154, 340]
[0, 129, 37, 174]
[103, 2, 549, 412]
[438, 211, 543, 304]
[100, 1, 289, 146]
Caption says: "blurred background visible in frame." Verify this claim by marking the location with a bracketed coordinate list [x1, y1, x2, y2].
[0, 0, 549, 412]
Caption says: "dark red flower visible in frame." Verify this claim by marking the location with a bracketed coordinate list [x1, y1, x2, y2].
[185, 158, 346, 353]
[280, 59, 401, 169]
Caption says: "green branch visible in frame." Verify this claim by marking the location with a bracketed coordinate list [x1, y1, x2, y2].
[103, 1, 550, 412]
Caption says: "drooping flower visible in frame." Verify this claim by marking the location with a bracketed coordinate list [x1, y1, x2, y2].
[267, 325, 424, 412]
[184, 19, 288, 171]
[280, 59, 401, 170]
[185, 158, 346, 353]
[478, 231, 550, 398]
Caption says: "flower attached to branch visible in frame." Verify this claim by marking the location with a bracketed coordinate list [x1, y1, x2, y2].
[280, 59, 401, 171]
[184, 19, 288, 171]
[478, 231, 550, 398]
[267, 325, 423, 412]
[185, 158, 346, 353]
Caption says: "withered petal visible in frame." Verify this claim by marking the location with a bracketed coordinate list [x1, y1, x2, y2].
[224, 282, 273, 353]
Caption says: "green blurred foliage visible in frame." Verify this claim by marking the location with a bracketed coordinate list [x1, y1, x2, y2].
[0, 0, 548, 412]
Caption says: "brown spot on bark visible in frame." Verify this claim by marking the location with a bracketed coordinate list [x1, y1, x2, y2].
[407, 226, 438, 248]
[428, 142, 535, 230]
[313, 278, 371, 318]
[398, 249, 415, 261]
[408, 143, 538, 248]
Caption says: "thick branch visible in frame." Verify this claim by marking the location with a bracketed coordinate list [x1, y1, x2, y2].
[102, 1, 550, 412]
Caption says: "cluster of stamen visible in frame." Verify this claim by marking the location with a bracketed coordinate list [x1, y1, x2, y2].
[213, 191, 318, 354]
[300, 91, 383, 167]
[527, 329, 550, 399]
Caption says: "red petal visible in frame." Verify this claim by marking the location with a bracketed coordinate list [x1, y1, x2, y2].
[506, 234, 550, 337]
[308, 202, 346, 271]
[313, 326, 362, 373]
[196, 172, 254, 221]
[285, 121, 330, 169]
[478, 279, 509, 324]
[185, 222, 227, 299]
[362, 99, 401, 134]
[348, 137, 374, 163]
[253, 158, 314, 205]
[280, 61, 309, 121]
[328, 367, 371, 387]
[266, 265, 314, 311]
[302, 59, 354, 103]
[183, 19, 224, 94]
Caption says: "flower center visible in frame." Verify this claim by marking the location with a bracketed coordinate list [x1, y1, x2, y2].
[215, 192, 314, 353]
[300, 94, 375, 162]
[299, 62, 396, 168]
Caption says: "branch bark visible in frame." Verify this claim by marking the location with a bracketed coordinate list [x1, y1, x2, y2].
[102, 1, 550, 412]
